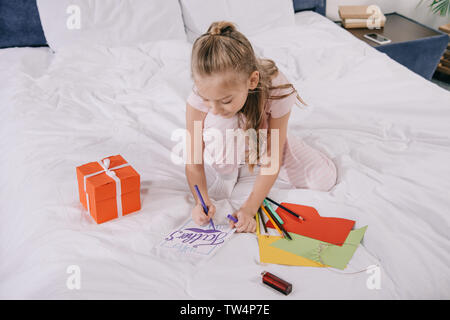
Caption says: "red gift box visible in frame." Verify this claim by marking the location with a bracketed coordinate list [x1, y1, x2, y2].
[76, 155, 141, 224]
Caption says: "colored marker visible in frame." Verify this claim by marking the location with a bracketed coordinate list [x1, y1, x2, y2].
[261, 206, 283, 237]
[194, 185, 215, 230]
[264, 205, 292, 240]
[227, 214, 238, 223]
[263, 199, 284, 225]
[265, 197, 305, 221]
[257, 208, 268, 234]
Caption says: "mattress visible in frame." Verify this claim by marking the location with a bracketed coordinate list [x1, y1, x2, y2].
[0, 11, 449, 299]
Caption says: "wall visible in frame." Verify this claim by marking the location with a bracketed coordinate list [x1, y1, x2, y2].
[327, 0, 449, 30]
[395, 0, 449, 30]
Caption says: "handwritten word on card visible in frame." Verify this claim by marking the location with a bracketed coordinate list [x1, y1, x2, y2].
[158, 219, 236, 257]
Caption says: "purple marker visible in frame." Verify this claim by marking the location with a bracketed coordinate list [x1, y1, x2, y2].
[194, 185, 215, 230]
[227, 214, 238, 223]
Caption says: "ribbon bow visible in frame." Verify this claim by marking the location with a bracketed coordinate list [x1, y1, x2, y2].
[83, 158, 130, 218]
[99, 158, 118, 178]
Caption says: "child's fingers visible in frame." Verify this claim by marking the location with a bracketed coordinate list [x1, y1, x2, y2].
[195, 216, 206, 226]
[193, 215, 205, 226]
[201, 212, 211, 223]
[228, 213, 237, 229]
[239, 219, 256, 233]
[237, 224, 249, 233]
[207, 205, 216, 219]
[235, 218, 244, 230]
[249, 220, 256, 233]
[237, 220, 250, 233]
[194, 209, 209, 225]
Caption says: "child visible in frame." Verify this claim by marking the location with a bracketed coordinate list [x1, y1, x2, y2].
[185, 21, 337, 233]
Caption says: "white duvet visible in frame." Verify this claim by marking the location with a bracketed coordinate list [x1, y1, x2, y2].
[1, 11, 449, 299]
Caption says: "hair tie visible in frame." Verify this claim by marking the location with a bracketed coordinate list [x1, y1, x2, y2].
[201, 31, 223, 37]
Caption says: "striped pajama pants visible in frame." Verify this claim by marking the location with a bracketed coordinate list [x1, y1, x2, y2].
[204, 134, 338, 199]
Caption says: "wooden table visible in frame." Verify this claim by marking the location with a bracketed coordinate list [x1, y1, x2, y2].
[335, 13, 449, 80]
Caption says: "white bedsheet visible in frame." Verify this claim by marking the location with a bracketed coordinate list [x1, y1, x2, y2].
[1, 11, 449, 299]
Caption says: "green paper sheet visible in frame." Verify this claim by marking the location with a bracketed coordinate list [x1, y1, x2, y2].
[269, 226, 368, 270]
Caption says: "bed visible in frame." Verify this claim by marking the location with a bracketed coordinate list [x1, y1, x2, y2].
[0, 0, 449, 300]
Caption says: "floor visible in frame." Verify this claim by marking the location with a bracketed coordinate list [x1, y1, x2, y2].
[431, 71, 450, 91]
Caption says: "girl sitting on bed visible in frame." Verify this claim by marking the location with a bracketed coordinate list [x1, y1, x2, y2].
[185, 21, 337, 233]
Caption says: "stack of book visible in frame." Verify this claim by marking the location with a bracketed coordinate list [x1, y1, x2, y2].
[339, 5, 386, 29]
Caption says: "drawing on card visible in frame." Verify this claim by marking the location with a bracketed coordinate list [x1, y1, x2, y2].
[158, 219, 236, 256]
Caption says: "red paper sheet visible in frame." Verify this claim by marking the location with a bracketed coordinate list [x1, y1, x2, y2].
[265, 203, 355, 246]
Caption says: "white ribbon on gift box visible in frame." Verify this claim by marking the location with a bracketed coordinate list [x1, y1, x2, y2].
[82, 158, 130, 218]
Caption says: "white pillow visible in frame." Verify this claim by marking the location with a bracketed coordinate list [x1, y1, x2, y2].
[180, 0, 296, 43]
[36, 0, 187, 52]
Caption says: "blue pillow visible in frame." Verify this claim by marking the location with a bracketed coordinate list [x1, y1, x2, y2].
[0, 0, 47, 48]
[293, 0, 326, 15]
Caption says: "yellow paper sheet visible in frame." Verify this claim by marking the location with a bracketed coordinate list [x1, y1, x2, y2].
[257, 234, 325, 267]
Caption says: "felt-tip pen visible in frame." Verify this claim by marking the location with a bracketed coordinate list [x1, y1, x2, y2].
[194, 185, 215, 230]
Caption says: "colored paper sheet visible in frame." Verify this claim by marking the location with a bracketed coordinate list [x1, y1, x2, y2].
[257, 234, 325, 267]
[266, 202, 355, 246]
[269, 226, 368, 270]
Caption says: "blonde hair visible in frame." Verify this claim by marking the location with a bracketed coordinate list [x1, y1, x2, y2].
[191, 21, 307, 172]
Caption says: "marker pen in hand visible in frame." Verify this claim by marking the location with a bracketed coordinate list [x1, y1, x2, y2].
[194, 185, 215, 230]
[227, 214, 238, 224]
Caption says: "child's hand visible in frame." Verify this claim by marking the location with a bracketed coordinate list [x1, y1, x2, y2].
[229, 207, 256, 233]
[192, 202, 216, 226]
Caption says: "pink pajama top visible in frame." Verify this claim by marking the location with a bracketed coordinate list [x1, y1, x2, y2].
[187, 70, 299, 175]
